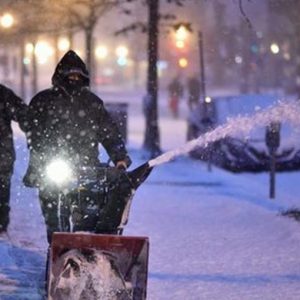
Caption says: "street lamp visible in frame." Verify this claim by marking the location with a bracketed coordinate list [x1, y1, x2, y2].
[178, 57, 188, 68]
[0, 13, 14, 29]
[270, 43, 280, 55]
[116, 45, 129, 67]
[95, 45, 108, 60]
[175, 25, 189, 41]
[58, 37, 70, 52]
[25, 43, 34, 54]
[173, 23, 207, 102]
[205, 96, 212, 103]
[116, 45, 129, 58]
[35, 40, 54, 64]
[174, 24, 190, 50]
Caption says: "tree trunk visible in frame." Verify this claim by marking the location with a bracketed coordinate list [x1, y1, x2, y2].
[143, 0, 161, 157]
[31, 41, 38, 97]
[20, 39, 26, 100]
[85, 27, 94, 87]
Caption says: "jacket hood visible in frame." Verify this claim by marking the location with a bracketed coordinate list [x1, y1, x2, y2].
[52, 50, 90, 88]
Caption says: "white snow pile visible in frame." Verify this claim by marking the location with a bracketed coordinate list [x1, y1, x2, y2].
[49, 248, 131, 300]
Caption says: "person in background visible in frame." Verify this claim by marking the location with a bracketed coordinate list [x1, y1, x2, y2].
[0, 84, 27, 233]
[23, 50, 131, 243]
[167, 75, 184, 118]
[187, 74, 201, 111]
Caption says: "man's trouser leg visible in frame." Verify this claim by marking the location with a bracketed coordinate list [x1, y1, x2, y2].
[39, 189, 70, 244]
[0, 172, 12, 232]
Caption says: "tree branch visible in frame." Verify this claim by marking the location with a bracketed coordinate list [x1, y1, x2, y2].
[239, 0, 253, 29]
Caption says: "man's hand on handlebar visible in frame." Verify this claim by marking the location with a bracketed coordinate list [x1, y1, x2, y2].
[116, 160, 127, 170]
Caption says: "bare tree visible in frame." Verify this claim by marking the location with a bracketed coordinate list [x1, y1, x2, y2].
[48, 0, 129, 85]
[143, 0, 160, 156]
[116, 0, 187, 157]
[1, 0, 130, 91]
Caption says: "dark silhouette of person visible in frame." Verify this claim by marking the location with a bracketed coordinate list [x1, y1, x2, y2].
[187, 74, 201, 110]
[168, 75, 184, 118]
[0, 84, 27, 232]
[23, 50, 132, 243]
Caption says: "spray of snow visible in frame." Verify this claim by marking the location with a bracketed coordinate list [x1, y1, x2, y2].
[149, 100, 300, 167]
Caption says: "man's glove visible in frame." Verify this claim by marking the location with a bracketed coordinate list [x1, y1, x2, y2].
[116, 160, 127, 170]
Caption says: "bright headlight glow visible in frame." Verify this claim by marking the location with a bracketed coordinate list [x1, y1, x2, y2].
[46, 159, 72, 184]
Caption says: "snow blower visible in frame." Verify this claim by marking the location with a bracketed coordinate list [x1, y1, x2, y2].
[46, 161, 153, 299]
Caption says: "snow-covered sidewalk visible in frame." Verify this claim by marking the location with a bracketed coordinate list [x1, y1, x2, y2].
[127, 157, 300, 300]
[1, 96, 300, 299]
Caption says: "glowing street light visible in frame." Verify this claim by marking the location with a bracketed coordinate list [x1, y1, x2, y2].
[35, 41, 54, 64]
[116, 46, 129, 67]
[270, 43, 280, 54]
[25, 43, 34, 54]
[175, 25, 188, 41]
[116, 46, 128, 58]
[117, 57, 127, 66]
[58, 37, 70, 52]
[178, 57, 188, 68]
[23, 57, 30, 65]
[174, 24, 190, 50]
[0, 13, 14, 28]
[175, 40, 185, 49]
[173, 23, 206, 102]
[95, 45, 108, 59]
[205, 96, 212, 103]
[24, 43, 34, 64]
[235, 55, 243, 64]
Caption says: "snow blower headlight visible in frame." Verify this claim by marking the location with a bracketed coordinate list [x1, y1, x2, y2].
[46, 159, 73, 185]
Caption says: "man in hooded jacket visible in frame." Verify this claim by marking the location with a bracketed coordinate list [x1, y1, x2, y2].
[23, 50, 132, 243]
[0, 84, 27, 232]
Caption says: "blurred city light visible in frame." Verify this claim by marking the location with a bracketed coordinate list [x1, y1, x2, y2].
[117, 57, 127, 66]
[25, 43, 34, 54]
[157, 60, 168, 70]
[116, 46, 129, 57]
[0, 13, 14, 28]
[23, 57, 30, 65]
[250, 44, 259, 54]
[175, 40, 185, 49]
[256, 31, 263, 39]
[175, 25, 188, 41]
[205, 96, 212, 103]
[95, 45, 108, 59]
[35, 41, 54, 64]
[283, 53, 291, 60]
[103, 67, 114, 76]
[178, 57, 188, 68]
[235, 55, 243, 64]
[58, 37, 70, 52]
[270, 43, 280, 54]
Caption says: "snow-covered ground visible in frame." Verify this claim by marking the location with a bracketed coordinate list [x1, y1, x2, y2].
[1, 90, 300, 299]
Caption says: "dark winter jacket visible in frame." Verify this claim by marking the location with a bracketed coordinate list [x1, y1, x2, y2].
[0, 85, 27, 173]
[23, 50, 131, 187]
